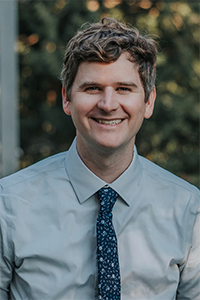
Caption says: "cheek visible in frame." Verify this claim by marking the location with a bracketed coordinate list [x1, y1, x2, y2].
[70, 102, 90, 127]
[72, 97, 97, 117]
[122, 100, 146, 118]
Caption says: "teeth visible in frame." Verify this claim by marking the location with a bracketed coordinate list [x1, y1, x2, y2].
[96, 119, 122, 125]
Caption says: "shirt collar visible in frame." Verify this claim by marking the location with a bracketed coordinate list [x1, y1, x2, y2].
[65, 138, 142, 206]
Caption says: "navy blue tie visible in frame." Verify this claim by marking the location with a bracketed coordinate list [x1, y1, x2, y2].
[96, 187, 121, 300]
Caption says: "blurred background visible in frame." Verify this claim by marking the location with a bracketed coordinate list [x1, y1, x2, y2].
[0, 0, 199, 187]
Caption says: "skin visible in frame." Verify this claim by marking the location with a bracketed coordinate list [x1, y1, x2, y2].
[62, 52, 156, 183]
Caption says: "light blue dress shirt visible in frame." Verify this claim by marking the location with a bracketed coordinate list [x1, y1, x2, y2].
[0, 138, 200, 299]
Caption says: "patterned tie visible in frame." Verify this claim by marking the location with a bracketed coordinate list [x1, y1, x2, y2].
[96, 187, 121, 300]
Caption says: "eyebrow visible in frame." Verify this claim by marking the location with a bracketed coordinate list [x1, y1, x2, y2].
[78, 81, 138, 89]
[116, 81, 138, 88]
[78, 81, 101, 89]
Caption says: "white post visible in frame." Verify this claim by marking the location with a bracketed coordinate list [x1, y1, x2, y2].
[0, 0, 19, 178]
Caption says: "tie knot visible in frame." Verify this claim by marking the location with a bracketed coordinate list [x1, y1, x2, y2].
[97, 187, 118, 213]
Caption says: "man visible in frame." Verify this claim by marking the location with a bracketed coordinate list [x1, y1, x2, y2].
[0, 18, 199, 300]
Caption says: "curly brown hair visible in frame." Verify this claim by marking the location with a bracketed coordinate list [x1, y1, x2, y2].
[61, 17, 158, 103]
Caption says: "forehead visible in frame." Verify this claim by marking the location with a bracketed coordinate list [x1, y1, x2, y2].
[73, 53, 141, 86]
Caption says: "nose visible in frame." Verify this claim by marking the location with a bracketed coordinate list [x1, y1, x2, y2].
[97, 88, 119, 112]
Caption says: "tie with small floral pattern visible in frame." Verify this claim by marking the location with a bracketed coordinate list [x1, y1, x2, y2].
[96, 187, 121, 300]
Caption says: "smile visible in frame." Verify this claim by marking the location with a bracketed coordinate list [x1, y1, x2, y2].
[95, 119, 123, 125]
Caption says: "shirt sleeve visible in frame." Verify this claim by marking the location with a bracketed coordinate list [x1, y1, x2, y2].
[177, 201, 200, 299]
[0, 189, 13, 300]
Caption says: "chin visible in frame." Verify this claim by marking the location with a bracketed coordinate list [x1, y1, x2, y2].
[95, 140, 124, 153]
[93, 136, 135, 154]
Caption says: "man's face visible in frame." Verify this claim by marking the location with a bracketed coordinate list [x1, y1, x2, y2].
[62, 53, 156, 156]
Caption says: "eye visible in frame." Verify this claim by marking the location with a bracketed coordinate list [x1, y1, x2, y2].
[117, 87, 132, 93]
[85, 86, 101, 93]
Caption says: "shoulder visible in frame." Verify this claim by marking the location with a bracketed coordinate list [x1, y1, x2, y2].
[0, 151, 68, 192]
[138, 155, 200, 198]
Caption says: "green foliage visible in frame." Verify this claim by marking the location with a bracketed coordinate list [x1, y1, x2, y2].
[18, 0, 199, 187]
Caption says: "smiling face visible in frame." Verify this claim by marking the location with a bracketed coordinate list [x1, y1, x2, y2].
[62, 53, 156, 158]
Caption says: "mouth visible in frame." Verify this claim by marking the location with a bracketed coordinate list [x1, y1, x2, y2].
[94, 119, 123, 125]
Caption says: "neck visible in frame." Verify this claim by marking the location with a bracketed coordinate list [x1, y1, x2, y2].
[76, 140, 135, 183]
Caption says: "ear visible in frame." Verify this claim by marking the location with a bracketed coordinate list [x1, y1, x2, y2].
[62, 85, 71, 116]
[144, 86, 156, 119]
